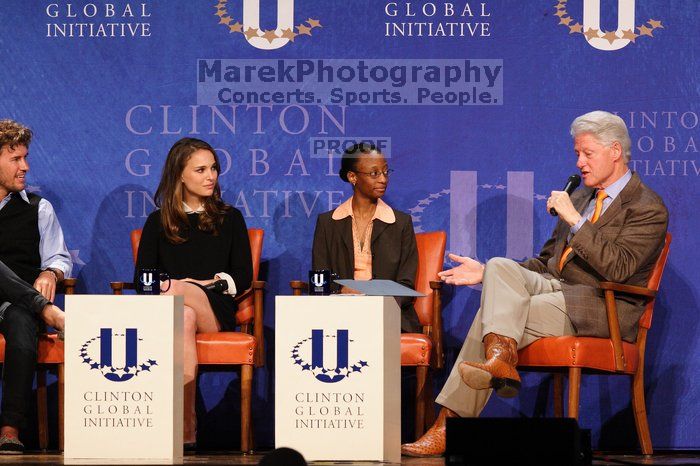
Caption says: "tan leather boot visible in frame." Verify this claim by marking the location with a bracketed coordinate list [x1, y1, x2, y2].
[458, 333, 521, 398]
[401, 407, 458, 457]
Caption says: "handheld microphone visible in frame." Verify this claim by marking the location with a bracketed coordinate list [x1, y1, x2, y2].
[550, 174, 581, 216]
[204, 279, 228, 293]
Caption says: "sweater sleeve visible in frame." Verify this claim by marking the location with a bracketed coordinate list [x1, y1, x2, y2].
[226, 209, 253, 295]
[134, 212, 161, 284]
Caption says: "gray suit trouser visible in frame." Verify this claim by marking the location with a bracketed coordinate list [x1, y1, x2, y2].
[435, 257, 576, 417]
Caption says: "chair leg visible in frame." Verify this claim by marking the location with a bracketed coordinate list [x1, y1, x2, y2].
[240, 364, 253, 453]
[248, 414, 255, 452]
[414, 366, 428, 439]
[553, 373, 564, 418]
[567, 367, 581, 420]
[58, 364, 65, 451]
[631, 372, 653, 455]
[36, 368, 49, 450]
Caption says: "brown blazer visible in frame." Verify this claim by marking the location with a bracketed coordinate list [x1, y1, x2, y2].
[520, 172, 668, 342]
[312, 208, 421, 333]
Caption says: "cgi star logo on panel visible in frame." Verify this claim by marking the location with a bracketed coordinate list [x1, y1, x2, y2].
[213, 0, 323, 50]
[79, 328, 157, 382]
[554, 0, 663, 51]
[291, 330, 369, 384]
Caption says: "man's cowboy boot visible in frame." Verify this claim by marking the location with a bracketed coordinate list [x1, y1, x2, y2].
[401, 407, 458, 457]
[458, 333, 521, 398]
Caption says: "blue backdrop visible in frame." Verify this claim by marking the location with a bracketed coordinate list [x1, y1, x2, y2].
[1, 0, 698, 450]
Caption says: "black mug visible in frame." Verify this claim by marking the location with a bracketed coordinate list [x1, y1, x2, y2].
[308, 269, 337, 296]
[136, 269, 170, 295]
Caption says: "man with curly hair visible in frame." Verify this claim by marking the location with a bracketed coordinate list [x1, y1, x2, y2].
[0, 119, 70, 454]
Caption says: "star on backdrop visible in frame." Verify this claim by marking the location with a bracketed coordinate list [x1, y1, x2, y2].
[583, 28, 600, 40]
[244, 27, 259, 40]
[602, 31, 619, 44]
[554, 1, 663, 44]
[296, 24, 312, 36]
[213, 2, 322, 45]
[568, 23, 583, 34]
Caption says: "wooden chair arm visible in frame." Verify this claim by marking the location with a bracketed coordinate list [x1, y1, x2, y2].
[599, 280, 657, 373]
[110, 281, 135, 295]
[233, 287, 253, 304]
[602, 287, 626, 372]
[599, 282, 657, 299]
[290, 280, 308, 296]
[251, 280, 265, 291]
[252, 280, 265, 367]
[58, 278, 77, 295]
[429, 280, 444, 369]
[429, 280, 443, 291]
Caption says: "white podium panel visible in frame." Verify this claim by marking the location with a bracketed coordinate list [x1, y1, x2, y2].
[275, 296, 401, 462]
[65, 295, 184, 465]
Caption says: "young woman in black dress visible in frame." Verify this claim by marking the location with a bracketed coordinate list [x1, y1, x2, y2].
[135, 137, 252, 446]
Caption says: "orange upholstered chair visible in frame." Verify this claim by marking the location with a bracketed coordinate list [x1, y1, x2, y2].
[290, 230, 447, 439]
[110, 228, 265, 452]
[402, 231, 447, 438]
[518, 232, 671, 456]
[0, 277, 76, 451]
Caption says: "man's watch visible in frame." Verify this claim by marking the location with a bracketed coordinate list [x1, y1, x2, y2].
[43, 268, 60, 282]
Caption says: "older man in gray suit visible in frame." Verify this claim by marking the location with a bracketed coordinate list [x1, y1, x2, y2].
[402, 110, 668, 457]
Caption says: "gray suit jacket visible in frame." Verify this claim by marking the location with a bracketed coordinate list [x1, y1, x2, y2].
[520, 172, 668, 342]
[312, 209, 421, 333]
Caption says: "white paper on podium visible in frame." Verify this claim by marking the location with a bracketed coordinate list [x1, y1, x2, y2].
[334, 279, 425, 297]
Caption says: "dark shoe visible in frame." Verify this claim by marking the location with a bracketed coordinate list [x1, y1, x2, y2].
[401, 407, 458, 457]
[458, 333, 521, 398]
[0, 435, 24, 454]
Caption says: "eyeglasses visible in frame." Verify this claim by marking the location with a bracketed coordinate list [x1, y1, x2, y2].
[353, 168, 394, 179]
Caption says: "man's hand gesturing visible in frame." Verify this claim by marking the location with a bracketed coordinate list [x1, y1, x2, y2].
[437, 254, 485, 286]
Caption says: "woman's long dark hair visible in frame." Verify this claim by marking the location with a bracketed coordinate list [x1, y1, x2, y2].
[154, 138, 230, 244]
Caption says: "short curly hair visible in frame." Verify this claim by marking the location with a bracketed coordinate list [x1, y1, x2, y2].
[0, 119, 33, 151]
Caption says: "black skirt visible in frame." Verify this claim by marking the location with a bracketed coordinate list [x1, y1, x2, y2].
[191, 283, 238, 331]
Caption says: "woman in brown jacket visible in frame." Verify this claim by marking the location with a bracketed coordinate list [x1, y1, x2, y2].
[312, 142, 420, 332]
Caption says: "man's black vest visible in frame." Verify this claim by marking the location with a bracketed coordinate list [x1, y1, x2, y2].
[0, 192, 42, 285]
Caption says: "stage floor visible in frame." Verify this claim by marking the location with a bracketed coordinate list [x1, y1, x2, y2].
[1, 452, 698, 465]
